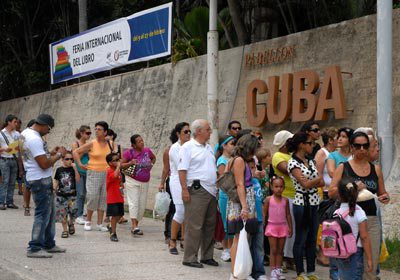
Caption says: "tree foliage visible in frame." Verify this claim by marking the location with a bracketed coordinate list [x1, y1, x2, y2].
[0, 0, 397, 101]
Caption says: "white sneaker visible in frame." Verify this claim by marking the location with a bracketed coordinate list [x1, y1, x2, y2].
[257, 276, 268, 280]
[246, 276, 255, 280]
[221, 249, 231, 262]
[84, 221, 92, 231]
[76, 216, 86, 225]
[270, 268, 279, 280]
[277, 268, 286, 280]
[96, 224, 109, 232]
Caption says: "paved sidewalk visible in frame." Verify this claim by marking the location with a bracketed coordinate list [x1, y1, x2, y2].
[0, 194, 398, 280]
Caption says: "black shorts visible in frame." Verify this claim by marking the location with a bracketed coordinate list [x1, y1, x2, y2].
[106, 203, 124, 217]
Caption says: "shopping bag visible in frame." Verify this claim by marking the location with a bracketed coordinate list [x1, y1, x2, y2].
[234, 225, 253, 279]
[153, 191, 171, 220]
[214, 208, 225, 242]
[379, 240, 389, 263]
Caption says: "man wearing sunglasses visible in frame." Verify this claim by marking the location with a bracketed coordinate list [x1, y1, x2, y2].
[227, 120, 242, 138]
[301, 122, 321, 159]
[21, 114, 67, 258]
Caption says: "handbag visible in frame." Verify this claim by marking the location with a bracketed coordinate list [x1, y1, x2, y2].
[121, 148, 136, 177]
[214, 207, 226, 242]
[217, 157, 240, 203]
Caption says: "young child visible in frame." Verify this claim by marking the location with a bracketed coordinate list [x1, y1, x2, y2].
[263, 176, 292, 280]
[334, 180, 372, 280]
[106, 152, 124, 242]
[54, 151, 80, 238]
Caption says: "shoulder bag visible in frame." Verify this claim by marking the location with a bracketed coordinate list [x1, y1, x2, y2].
[217, 157, 240, 203]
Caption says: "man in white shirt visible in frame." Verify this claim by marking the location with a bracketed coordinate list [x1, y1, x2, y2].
[0, 114, 22, 210]
[21, 114, 67, 258]
[178, 119, 218, 268]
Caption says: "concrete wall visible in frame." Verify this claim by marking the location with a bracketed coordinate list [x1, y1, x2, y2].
[1, 11, 399, 237]
[0, 46, 243, 215]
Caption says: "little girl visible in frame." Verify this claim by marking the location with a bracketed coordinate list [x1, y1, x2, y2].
[334, 180, 372, 280]
[263, 176, 292, 280]
[54, 151, 80, 238]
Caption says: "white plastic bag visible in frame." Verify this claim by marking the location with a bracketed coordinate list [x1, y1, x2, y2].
[153, 191, 171, 220]
[234, 225, 253, 279]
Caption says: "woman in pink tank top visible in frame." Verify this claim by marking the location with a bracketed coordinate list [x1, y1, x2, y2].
[263, 176, 293, 280]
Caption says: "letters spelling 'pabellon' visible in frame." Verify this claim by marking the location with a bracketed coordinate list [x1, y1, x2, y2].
[246, 65, 347, 126]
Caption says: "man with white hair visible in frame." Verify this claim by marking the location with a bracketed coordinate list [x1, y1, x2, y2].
[178, 119, 218, 268]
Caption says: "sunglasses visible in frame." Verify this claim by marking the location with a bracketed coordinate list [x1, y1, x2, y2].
[111, 159, 120, 162]
[352, 143, 370, 150]
[309, 128, 320, 132]
[231, 127, 242, 131]
[85, 132, 92, 135]
[183, 130, 191, 135]
[47, 125, 52, 131]
[64, 158, 73, 161]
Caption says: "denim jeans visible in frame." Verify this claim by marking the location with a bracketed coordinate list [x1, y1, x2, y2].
[292, 204, 319, 274]
[28, 177, 56, 252]
[336, 247, 364, 280]
[329, 257, 339, 280]
[250, 222, 265, 279]
[75, 172, 87, 217]
[0, 158, 18, 205]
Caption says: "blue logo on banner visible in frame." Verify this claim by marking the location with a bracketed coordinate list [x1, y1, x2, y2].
[128, 7, 169, 60]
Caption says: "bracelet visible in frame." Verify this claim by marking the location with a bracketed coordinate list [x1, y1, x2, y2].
[241, 208, 249, 214]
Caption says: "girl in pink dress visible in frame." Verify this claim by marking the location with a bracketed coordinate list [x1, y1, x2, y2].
[263, 176, 293, 280]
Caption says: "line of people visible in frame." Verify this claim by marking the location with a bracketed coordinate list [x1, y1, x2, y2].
[158, 119, 390, 280]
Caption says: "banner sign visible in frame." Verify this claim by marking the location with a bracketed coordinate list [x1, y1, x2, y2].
[49, 3, 172, 84]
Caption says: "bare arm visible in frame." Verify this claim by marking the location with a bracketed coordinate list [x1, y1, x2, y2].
[328, 163, 344, 199]
[35, 146, 66, 170]
[326, 158, 336, 178]
[315, 150, 326, 183]
[217, 163, 226, 178]
[291, 168, 323, 189]
[359, 221, 373, 272]
[232, 157, 248, 216]
[375, 165, 390, 204]
[285, 197, 293, 237]
[72, 163, 80, 183]
[114, 162, 121, 178]
[276, 161, 289, 175]
[179, 170, 190, 202]
[72, 142, 92, 169]
[158, 148, 170, 190]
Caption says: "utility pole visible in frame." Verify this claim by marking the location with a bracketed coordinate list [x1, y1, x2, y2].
[208, 0, 219, 147]
[377, 0, 393, 179]
[78, 0, 88, 32]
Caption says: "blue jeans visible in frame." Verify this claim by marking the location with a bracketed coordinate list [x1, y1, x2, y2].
[329, 258, 339, 280]
[250, 222, 265, 279]
[75, 172, 87, 217]
[293, 204, 319, 274]
[28, 177, 56, 252]
[336, 247, 364, 280]
[0, 158, 18, 205]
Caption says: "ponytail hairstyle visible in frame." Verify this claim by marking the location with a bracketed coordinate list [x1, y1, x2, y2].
[169, 122, 190, 144]
[338, 179, 359, 217]
[215, 135, 235, 159]
[75, 125, 90, 140]
[270, 175, 285, 187]
[286, 131, 308, 153]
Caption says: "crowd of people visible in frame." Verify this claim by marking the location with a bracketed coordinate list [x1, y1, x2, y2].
[0, 113, 391, 280]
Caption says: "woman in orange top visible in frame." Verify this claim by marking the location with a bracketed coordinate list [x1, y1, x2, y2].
[73, 121, 114, 232]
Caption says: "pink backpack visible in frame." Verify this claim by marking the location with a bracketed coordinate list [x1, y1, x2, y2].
[320, 209, 358, 259]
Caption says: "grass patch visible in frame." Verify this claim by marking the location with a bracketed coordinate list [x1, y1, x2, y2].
[381, 238, 400, 273]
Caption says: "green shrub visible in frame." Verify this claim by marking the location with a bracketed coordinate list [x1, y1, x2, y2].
[381, 238, 400, 273]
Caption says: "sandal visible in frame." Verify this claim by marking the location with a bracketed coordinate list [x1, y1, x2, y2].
[61, 231, 69, 238]
[68, 224, 75, 235]
[169, 239, 178, 255]
[24, 207, 31, 216]
[118, 217, 128, 224]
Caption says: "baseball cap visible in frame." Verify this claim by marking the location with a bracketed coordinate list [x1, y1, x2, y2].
[273, 130, 294, 149]
[35, 114, 55, 128]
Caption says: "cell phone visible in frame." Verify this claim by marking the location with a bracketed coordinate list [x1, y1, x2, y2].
[256, 163, 263, 171]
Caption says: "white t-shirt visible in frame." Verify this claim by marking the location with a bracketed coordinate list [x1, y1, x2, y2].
[336, 203, 367, 247]
[21, 128, 52, 181]
[0, 128, 21, 158]
[169, 141, 183, 204]
[178, 138, 217, 197]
